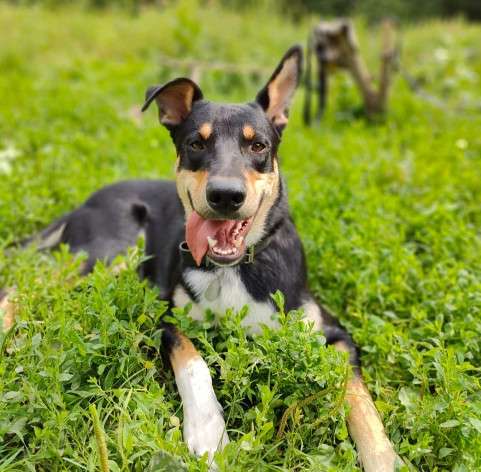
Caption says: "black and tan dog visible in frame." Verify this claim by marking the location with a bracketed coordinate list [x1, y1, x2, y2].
[1, 46, 400, 470]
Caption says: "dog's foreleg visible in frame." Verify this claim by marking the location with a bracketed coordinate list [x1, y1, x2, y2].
[0, 287, 17, 332]
[161, 322, 229, 462]
[301, 301, 400, 472]
[334, 340, 400, 472]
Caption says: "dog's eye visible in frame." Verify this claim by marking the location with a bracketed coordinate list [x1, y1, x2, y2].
[190, 140, 205, 151]
[250, 142, 266, 153]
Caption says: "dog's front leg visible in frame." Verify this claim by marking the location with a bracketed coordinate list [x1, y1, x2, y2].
[342, 372, 400, 471]
[301, 301, 401, 472]
[161, 322, 229, 463]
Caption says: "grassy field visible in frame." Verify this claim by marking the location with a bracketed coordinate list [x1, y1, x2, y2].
[1, 2, 481, 471]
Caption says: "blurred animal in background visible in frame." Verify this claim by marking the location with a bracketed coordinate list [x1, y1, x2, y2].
[303, 18, 398, 122]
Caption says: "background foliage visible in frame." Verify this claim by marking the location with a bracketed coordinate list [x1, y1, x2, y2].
[1, 1, 481, 471]
[3, 0, 481, 21]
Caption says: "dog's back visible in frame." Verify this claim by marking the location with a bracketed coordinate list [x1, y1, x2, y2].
[22, 180, 184, 287]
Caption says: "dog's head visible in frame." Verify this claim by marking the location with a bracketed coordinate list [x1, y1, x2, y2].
[142, 46, 302, 266]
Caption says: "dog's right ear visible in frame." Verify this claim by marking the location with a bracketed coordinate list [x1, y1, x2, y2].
[141, 78, 203, 126]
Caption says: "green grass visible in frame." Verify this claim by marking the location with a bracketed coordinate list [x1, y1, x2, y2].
[1, 2, 481, 471]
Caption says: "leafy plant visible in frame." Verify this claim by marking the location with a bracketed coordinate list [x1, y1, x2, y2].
[1, 3, 481, 470]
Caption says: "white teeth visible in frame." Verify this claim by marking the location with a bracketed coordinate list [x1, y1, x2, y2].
[234, 236, 243, 248]
[207, 236, 218, 248]
[212, 245, 238, 256]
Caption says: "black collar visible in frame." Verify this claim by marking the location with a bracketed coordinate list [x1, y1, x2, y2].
[179, 237, 270, 270]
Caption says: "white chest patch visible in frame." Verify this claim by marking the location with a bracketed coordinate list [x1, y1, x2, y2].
[173, 267, 279, 334]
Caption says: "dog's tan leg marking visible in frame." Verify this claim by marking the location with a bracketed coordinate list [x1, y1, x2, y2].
[168, 327, 229, 462]
[335, 341, 400, 472]
[300, 305, 399, 471]
[169, 330, 200, 371]
[1, 288, 17, 332]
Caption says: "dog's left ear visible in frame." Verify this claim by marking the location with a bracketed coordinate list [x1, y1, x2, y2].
[141, 78, 203, 127]
[256, 45, 303, 130]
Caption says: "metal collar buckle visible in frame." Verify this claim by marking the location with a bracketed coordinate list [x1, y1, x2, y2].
[245, 245, 255, 264]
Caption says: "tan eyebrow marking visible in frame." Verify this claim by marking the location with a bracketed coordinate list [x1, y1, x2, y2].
[199, 122, 212, 140]
[242, 124, 255, 140]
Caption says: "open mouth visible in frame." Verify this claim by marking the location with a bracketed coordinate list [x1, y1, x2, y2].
[186, 212, 253, 266]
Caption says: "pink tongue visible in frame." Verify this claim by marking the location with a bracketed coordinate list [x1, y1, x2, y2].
[186, 212, 236, 266]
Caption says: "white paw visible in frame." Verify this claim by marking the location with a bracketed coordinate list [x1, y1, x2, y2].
[184, 400, 229, 460]
[176, 358, 229, 463]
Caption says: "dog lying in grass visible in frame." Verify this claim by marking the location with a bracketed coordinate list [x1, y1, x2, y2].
[1, 46, 401, 471]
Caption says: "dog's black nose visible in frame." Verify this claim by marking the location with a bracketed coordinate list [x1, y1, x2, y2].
[206, 177, 246, 213]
